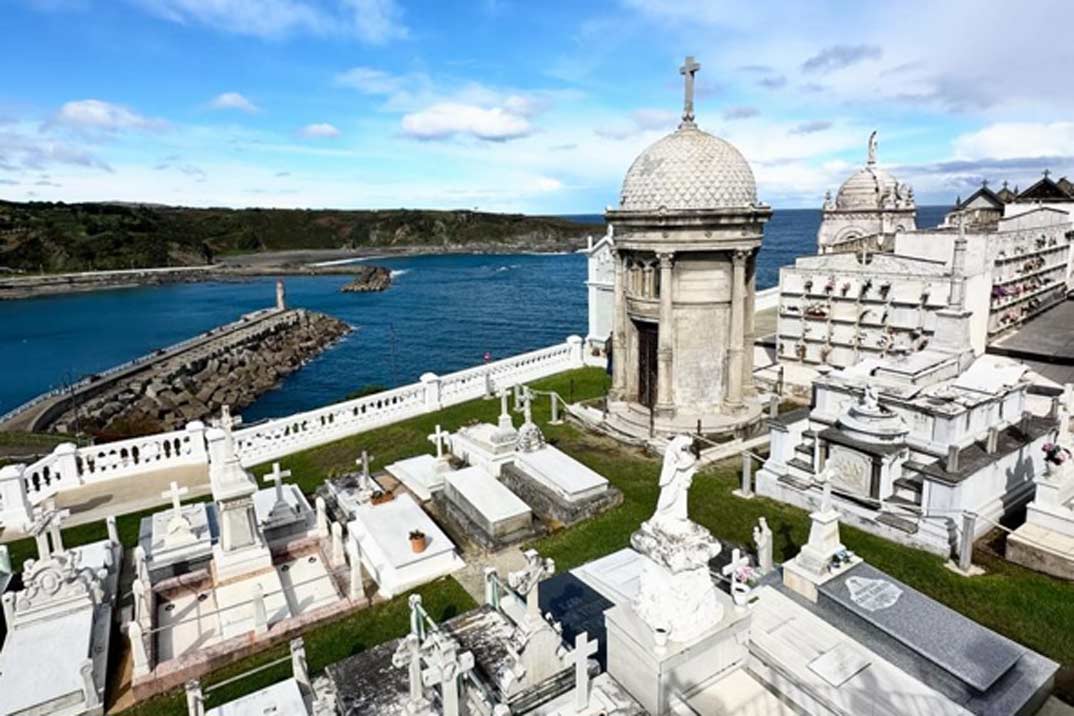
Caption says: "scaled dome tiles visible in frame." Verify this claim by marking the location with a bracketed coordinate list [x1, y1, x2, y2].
[618, 126, 758, 212]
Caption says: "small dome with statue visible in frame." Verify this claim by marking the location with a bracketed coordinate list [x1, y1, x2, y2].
[829, 131, 914, 212]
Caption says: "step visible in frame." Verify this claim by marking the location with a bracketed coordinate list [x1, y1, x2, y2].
[876, 512, 919, 534]
[885, 494, 923, 511]
[786, 457, 815, 475]
[892, 476, 923, 494]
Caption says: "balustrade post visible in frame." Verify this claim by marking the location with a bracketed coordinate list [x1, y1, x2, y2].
[420, 372, 442, 412]
[959, 511, 977, 573]
[53, 442, 79, 485]
[185, 420, 208, 462]
[0, 464, 32, 528]
[567, 335, 584, 367]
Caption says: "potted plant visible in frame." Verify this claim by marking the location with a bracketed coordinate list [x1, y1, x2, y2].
[409, 529, 427, 553]
[1043, 442, 1071, 466]
[371, 489, 393, 505]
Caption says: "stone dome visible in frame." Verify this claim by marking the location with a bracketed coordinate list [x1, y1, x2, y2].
[835, 165, 898, 210]
[618, 125, 758, 212]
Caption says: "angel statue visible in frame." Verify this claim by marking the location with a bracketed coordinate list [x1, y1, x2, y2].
[652, 434, 699, 531]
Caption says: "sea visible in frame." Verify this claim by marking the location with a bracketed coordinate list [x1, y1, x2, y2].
[0, 206, 948, 423]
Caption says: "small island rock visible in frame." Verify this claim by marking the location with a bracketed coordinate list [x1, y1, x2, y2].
[341, 265, 393, 293]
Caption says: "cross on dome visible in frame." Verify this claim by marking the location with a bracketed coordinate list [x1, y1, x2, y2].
[679, 55, 701, 127]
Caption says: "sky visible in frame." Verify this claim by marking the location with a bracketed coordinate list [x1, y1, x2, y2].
[2, 0, 1073, 213]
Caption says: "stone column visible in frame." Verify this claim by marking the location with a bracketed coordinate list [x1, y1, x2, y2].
[726, 249, 748, 409]
[610, 250, 628, 401]
[742, 251, 756, 394]
[656, 252, 675, 417]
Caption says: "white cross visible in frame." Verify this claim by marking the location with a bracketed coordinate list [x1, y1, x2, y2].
[721, 548, 752, 605]
[572, 631, 599, 711]
[428, 424, 449, 459]
[28, 498, 71, 560]
[420, 634, 474, 716]
[679, 55, 701, 124]
[161, 481, 190, 519]
[263, 462, 292, 504]
[215, 404, 242, 432]
[391, 634, 429, 708]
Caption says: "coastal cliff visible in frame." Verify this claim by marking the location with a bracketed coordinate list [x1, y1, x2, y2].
[0, 200, 601, 273]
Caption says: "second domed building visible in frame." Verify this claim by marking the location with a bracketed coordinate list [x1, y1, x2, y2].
[817, 131, 917, 254]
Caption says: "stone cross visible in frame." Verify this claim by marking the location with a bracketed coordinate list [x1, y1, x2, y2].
[753, 517, 774, 574]
[721, 548, 752, 604]
[428, 424, 449, 460]
[28, 498, 70, 561]
[421, 633, 475, 716]
[216, 404, 241, 432]
[572, 631, 599, 711]
[391, 633, 431, 710]
[263, 462, 292, 505]
[508, 549, 555, 624]
[679, 55, 701, 124]
[1043, 168, 1052, 179]
[160, 481, 192, 538]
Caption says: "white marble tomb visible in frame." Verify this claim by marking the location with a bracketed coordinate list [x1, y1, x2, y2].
[347, 493, 464, 599]
[442, 466, 532, 541]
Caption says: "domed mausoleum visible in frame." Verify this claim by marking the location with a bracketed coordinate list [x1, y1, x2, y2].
[604, 57, 772, 438]
[817, 132, 916, 255]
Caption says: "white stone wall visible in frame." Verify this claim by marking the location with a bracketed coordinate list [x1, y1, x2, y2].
[583, 237, 615, 354]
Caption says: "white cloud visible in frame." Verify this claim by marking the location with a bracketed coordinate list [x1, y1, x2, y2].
[300, 122, 341, 138]
[53, 99, 167, 132]
[401, 103, 532, 141]
[210, 92, 259, 113]
[951, 122, 1074, 161]
[130, 0, 407, 43]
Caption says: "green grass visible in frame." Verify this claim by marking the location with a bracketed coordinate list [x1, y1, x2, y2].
[9, 366, 1073, 709]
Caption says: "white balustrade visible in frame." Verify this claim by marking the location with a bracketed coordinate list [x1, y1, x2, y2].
[19, 337, 585, 506]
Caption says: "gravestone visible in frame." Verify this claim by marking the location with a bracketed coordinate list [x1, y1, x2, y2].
[438, 466, 534, 549]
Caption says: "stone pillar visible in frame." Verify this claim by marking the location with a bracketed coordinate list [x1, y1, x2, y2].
[186, 680, 205, 716]
[291, 638, 310, 694]
[484, 567, 500, 609]
[656, 252, 675, 416]
[567, 334, 584, 366]
[959, 511, 977, 572]
[347, 539, 364, 600]
[331, 521, 345, 566]
[106, 515, 119, 546]
[80, 659, 100, 708]
[315, 496, 328, 539]
[726, 249, 748, 409]
[185, 420, 208, 462]
[1, 593, 14, 629]
[53, 442, 79, 484]
[610, 250, 627, 401]
[738, 451, 754, 498]
[252, 583, 268, 636]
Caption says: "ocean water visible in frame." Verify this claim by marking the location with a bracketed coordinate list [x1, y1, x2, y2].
[0, 206, 948, 422]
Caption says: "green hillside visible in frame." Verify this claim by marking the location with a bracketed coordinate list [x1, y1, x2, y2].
[0, 200, 603, 272]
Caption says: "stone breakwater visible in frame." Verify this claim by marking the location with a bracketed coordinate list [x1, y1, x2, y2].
[42, 309, 350, 438]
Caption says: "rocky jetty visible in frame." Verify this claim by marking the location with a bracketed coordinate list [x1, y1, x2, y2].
[49, 309, 349, 438]
[341, 265, 392, 293]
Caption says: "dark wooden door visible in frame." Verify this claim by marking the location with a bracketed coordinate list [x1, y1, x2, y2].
[637, 321, 658, 408]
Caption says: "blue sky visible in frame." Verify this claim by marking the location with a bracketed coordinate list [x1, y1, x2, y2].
[2, 0, 1073, 212]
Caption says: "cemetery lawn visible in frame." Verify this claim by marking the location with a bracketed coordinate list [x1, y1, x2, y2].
[7, 367, 1073, 709]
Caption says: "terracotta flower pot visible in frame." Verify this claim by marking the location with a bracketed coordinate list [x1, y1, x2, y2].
[410, 534, 427, 553]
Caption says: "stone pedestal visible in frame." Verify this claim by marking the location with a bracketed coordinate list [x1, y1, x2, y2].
[783, 507, 859, 602]
[606, 597, 749, 716]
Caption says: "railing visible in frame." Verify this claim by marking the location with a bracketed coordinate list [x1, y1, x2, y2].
[3, 336, 585, 517]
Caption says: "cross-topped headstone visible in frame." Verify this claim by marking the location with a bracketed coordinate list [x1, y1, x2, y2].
[420, 633, 475, 716]
[572, 631, 599, 711]
[214, 404, 241, 432]
[679, 55, 701, 126]
[508, 549, 555, 623]
[160, 481, 194, 540]
[428, 424, 449, 460]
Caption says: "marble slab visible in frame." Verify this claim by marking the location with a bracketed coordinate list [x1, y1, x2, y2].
[208, 677, 308, 716]
[253, 484, 312, 530]
[139, 501, 216, 579]
[571, 548, 644, 608]
[819, 562, 1023, 692]
[450, 422, 517, 476]
[443, 466, 531, 536]
[347, 493, 464, 598]
[808, 641, 872, 687]
[385, 454, 447, 501]
[513, 446, 608, 503]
